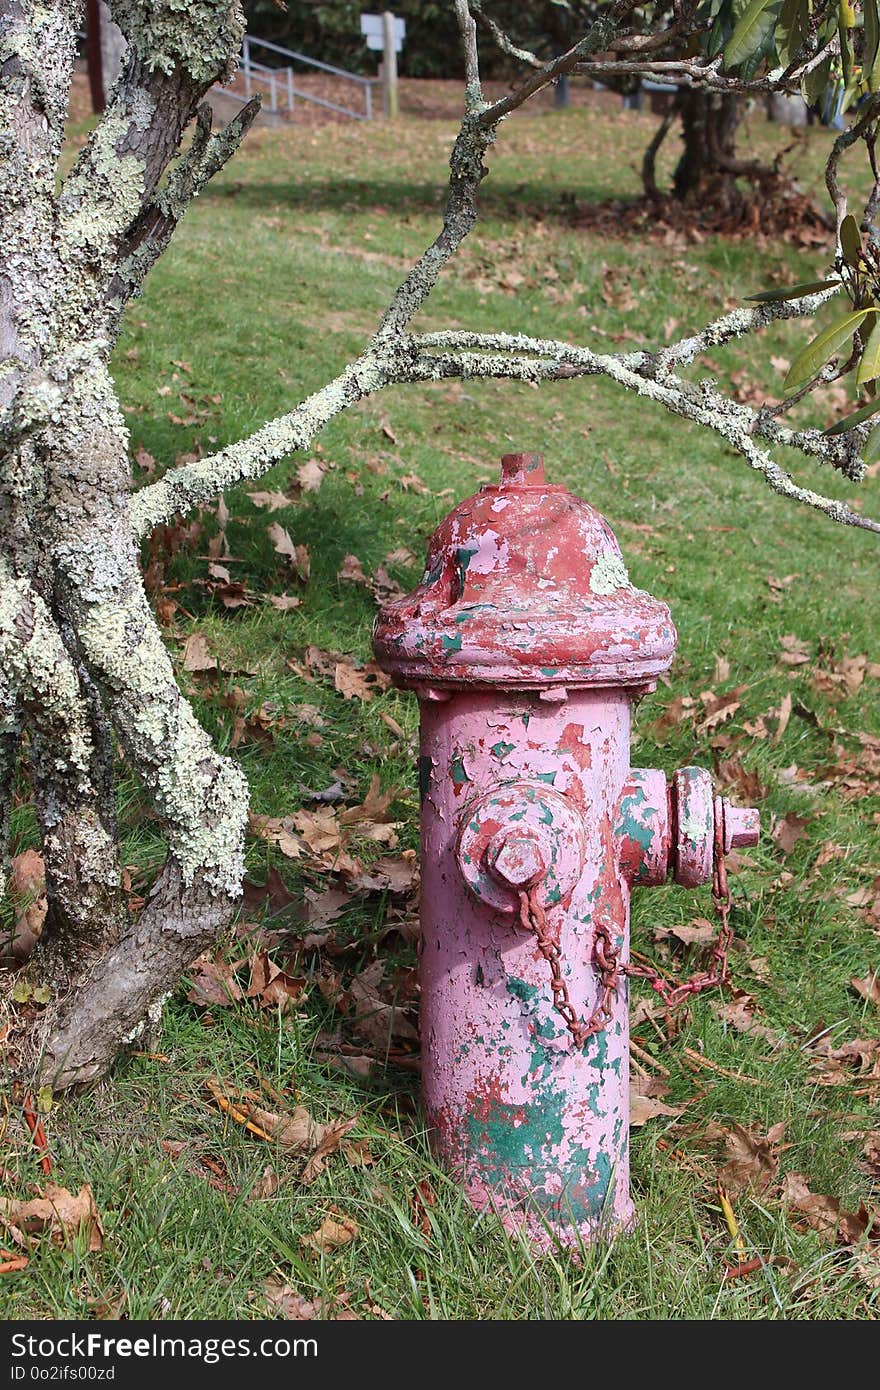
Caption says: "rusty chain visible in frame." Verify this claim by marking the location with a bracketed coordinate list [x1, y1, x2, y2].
[516, 833, 734, 1049]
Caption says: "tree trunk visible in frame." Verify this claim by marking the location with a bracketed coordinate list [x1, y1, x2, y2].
[673, 91, 744, 212]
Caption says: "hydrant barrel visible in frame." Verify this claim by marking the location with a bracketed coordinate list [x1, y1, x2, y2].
[373, 454, 758, 1250]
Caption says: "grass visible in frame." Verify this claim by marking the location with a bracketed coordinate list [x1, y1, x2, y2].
[2, 94, 880, 1321]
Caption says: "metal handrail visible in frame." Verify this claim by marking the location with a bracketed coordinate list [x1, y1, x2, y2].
[234, 33, 375, 121]
[243, 33, 374, 86]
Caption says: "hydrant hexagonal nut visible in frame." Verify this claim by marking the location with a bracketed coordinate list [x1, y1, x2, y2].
[487, 832, 547, 889]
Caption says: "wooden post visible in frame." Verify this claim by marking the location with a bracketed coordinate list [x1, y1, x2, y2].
[382, 11, 399, 119]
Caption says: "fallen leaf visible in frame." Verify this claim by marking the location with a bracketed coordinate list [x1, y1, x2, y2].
[348, 959, 419, 1048]
[629, 1094, 683, 1127]
[851, 970, 880, 1009]
[333, 660, 392, 702]
[247, 490, 292, 512]
[186, 956, 243, 1007]
[779, 634, 810, 667]
[338, 554, 368, 585]
[295, 458, 326, 492]
[301, 1210, 358, 1252]
[0, 1185, 103, 1252]
[717, 1122, 785, 1195]
[772, 812, 811, 856]
[712, 989, 780, 1044]
[182, 632, 217, 673]
[265, 1278, 324, 1319]
[301, 1117, 359, 1185]
[4, 849, 47, 963]
[655, 917, 717, 948]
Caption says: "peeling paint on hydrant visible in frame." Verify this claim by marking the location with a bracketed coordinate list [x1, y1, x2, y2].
[373, 453, 759, 1251]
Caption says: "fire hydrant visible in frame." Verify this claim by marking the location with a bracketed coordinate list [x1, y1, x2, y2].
[372, 453, 759, 1250]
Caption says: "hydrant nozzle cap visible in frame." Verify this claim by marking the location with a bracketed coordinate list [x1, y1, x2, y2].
[373, 454, 677, 691]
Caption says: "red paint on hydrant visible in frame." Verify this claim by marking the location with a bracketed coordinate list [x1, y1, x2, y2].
[373, 453, 759, 1250]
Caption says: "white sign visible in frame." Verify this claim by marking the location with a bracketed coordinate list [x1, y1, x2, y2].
[360, 13, 406, 52]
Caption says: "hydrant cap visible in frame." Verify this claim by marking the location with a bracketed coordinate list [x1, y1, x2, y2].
[373, 453, 676, 689]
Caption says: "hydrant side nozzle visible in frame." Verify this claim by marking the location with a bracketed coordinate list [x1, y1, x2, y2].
[721, 800, 760, 852]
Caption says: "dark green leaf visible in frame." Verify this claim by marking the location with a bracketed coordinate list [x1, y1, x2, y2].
[802, 54, 833, 106]
[858, 312, 880, 385]
[745, 279, 840, 302]
[865, 0, 880, 89]
[783, 308, 874, 391]
[864, 421, 880, 461]
[776, 0, 810, 66]
[840, 214, 863, 267]
[724, 0, 777, 67]
[824, 394, 880, 434]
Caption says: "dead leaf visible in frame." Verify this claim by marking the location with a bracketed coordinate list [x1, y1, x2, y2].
[338, 554, 368, 585]
[629, 1094, 683, 1127]
[782, 1171, 877, 1248]
[0, 1185, 103, 1252]
[267, 593, 302, 612]
[851, 970, 880, 1009]
[779, 634, 810, 667]
[333, 660, 392, 702]
[265, 1278, 324, 1319]
[186, 956, 243, 1007]
[301, 1210, 358, 1252]
[717, 1122, 785, 1195]
[301, 1117, 359, 1185]
[712, 989, 780, 1044]
[246, 953, 306, 1011]
[348, 959, 419, 1048]
[247, 490, 292, 512]
[4, 849, 47, 963]
[773, 693, 793, 745]
[772, 812, 811, 856]
[655, 917, 717, 948]
[296, 458, 326, 493]
[182, 632, 217, 673]
[267, 524, 310, 581]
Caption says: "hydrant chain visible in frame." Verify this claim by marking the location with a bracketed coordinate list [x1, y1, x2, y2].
[520, 831, 736, 1048]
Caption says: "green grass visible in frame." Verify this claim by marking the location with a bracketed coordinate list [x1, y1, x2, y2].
[3, 100, 880, 1321]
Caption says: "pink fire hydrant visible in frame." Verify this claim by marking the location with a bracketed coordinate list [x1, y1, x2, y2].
[373, 453, 759, 1250]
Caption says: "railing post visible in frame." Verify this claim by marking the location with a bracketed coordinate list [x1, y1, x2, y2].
[269, 70, 277, 110]
[243, 35, 251, 97]
[365, 81, 372, 121]
[286, 67, 294, 110]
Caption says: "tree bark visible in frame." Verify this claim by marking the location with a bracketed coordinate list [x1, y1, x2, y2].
[673, 90, 744, 211]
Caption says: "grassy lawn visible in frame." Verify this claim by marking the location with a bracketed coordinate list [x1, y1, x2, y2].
[2, 95, 879, 1321]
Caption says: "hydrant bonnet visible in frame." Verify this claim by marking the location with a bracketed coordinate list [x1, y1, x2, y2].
[373, 453, 677, 690]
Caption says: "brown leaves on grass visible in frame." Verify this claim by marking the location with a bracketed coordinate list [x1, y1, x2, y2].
[850, 970, 880, 1010]
[712, 1122, 786, 1195]
[249, 775, 401, 876]
[203, 1079, 357, 1185]
[186, 956, 243, 1007]
[782, 1173, 880, 1284]
[771, 812, 811, 856]
[711, 988, 781, 1045]
[0, 1185, 103, 1252]
[267, 523, 310, 583]
[806, 1035, 880, 1090]
[301, 1209, 359, 1253]
[3, 849, 47, 964]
